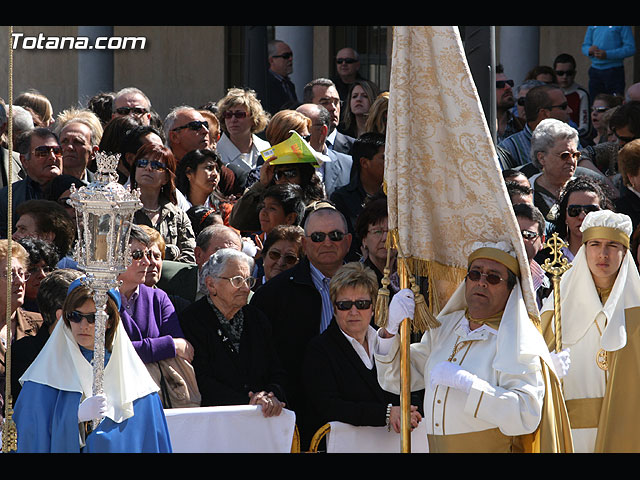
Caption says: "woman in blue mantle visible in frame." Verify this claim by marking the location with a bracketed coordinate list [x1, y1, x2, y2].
[13, 277, 172, 453]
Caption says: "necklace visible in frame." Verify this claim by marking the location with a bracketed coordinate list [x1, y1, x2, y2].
[143, 205, 161, 214]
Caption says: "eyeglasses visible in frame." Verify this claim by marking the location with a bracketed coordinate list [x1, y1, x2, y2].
[135, 158, 167, 172]
[466, 270, 506, 285]
[335, 299, 373, 311]
[28, 264, 55, 275]
[272, 52, 293, 60]
[592, 106, 610, 113]
[368, 228, 389, 237]
[65, 310, 96, 324]
[222, 111, 248, 119]
[115, 106, 148, 116]
[307, 230, 346, 243]
[567, 204, 601, 217]
[0, 270, 30, 282]
[172, 120, 209, 132]
[32, 145, 63, 158]
[521, 230, 540, 240]
[131, 249, 153, 261]
[496, 79, 514, 89]
[336, 57, 357, 64]
[267, 250, 299, 266]
[215, 275, 256, 289]
[545, 102, 569, 111]
[555, 70, 575, 77]
[552, 151, 581, 162]
[273, 168, 299, 181]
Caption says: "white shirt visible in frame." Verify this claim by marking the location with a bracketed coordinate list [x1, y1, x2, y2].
[340, 324, 378, 369]
[216, 133, 271, 174]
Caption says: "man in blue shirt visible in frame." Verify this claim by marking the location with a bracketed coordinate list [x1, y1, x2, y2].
[582, 26, 636, 99]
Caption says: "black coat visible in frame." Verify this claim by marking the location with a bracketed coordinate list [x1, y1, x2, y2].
[179, 298, 288, 407]
[302, 318, 398, 438]
[615, 184, 640, 233]
[249, 257, 322, 414]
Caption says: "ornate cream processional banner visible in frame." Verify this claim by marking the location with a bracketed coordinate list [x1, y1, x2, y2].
[385, 26, 538, 320]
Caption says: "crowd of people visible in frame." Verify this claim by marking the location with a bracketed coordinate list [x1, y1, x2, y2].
[0, 29, 639, 453]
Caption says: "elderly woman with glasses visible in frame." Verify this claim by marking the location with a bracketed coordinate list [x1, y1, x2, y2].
[302, 262, 422, 445]
[131, 143, 196, 264]
[179, 248, 288, 416]
[14, 277, 172, 452]
[529, 118, 583, 220]
[255, 224, 304, 289]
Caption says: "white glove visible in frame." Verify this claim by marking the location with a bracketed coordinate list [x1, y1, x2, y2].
[386, 288, 415, 335]
[550, 348, 571, 378]
[78, 394, 107, 422]
[430, 361, 477, 394]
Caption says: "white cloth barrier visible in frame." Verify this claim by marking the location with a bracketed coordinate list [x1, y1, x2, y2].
[163, 405, 296, 453]
[325, 420, 429, 453]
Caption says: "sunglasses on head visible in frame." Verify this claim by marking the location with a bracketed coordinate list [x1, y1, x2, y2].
[172, 120, 209, 132]
[567, 204, 600, 217]
[33, 145, 62, 158]
[135, 158, 166, 171]
[496, 79, 514, 89]
[222, 110, 248, 119]
[115, 106, 148, 116]
[267, 250, 299, 266]
[335, 299, 373, 311]
[66, 310, 96, 324]
[272, 52, 293, 60]
[555, 70, 575, 77]
[466, 269, 506, 285]
[307, 230, 346, 243]
[336, 57, 357, 64]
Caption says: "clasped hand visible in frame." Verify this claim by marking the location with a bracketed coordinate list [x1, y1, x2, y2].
[248, 390, 285, 417]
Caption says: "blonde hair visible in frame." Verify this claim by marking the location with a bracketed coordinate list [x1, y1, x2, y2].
[0, 239, 30, 269]
[139, 224, 166, 259]
[54, 107, 104, 147]
[265, 109, 312, 145]
[216, 87, 270, 135]
[15, 89, 54, 126]
[329, 262, 378, 306]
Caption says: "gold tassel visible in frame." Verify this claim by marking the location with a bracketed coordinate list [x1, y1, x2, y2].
[374, 241, 393, 329]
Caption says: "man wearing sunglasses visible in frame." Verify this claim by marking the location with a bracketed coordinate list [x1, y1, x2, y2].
[262, 39, 298, 115]
[0, 128, 63, 238]
[375, 241, 569, 452]
[111, 87, 152, 126]
[250, 205, 352, 442]
[495, 64, 523, 143]
[165, 106, 211, 163]
[553, 53, 590, 137]
[332, 47, 366, 106]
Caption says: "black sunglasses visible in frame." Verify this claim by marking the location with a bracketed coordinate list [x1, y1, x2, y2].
[567, 204, 600, 218]
[555, 70, 575, 77]
[521, 230, 540, 240]
[136, 158, 167, 172]
[274, 168, 299, 181]
[267, 250, 299, 266]
[336, 57, 357, 64]
[222, 111, 247, 119]
[307, 230, 346, 243]
[496, 79, 514, 89]
[272, 52, 293, 59]
[172, 120, 209, 132]
[335, 299, 373, 311]
[66, 310, 96, 324]
[33, 145, 63, 158]
[131, 249, 153, 260]
[613, 129, 639, 143]
[116, 106, 148, 116]
[545, 102, 569, 111]
[466, 270, 505, 285]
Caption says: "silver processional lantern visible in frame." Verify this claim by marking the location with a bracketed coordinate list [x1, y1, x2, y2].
[68, 151, 142, 428]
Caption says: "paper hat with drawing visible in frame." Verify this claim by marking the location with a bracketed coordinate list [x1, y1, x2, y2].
[260, 131, 331, 167]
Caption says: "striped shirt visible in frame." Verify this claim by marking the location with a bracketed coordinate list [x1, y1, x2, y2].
[498, 123, 533, 167]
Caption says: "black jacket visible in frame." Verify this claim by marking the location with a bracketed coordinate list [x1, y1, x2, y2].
[302, 318, 398, 438]
[179, 298, 288, 408]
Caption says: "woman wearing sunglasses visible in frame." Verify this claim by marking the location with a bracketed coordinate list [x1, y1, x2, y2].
[14, 278, 172, 452]
[178, 248, 287, 417]
[302, 262, 422, 447]
[540, 210, 640, 452]
[551, 176, 613, 262]
[131, 143, 196, 264]
[255, 224, 304, 290]
[215, 87, 271, 182]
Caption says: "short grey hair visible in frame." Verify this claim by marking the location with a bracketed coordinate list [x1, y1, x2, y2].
[12, 105, 34, 132]
[163, 105, 197, 144]
[530, 118, 579, 169]
[199, 248, 254, 294]
[114, 87, 151, 108]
